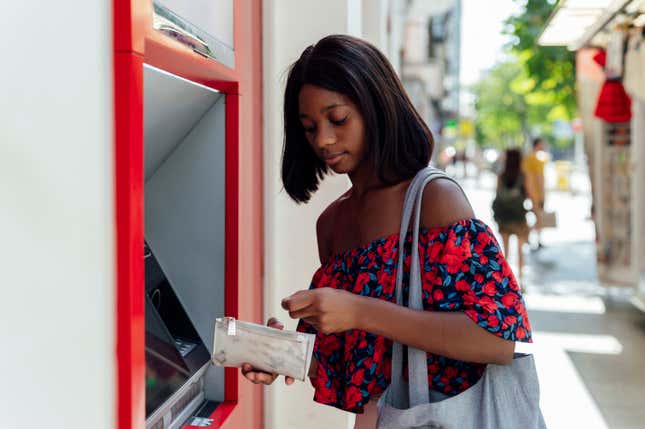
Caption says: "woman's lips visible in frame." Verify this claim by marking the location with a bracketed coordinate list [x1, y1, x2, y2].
[324, 152, 346, 166]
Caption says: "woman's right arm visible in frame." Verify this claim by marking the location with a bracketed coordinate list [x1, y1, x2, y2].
[241, 205, 334, 386]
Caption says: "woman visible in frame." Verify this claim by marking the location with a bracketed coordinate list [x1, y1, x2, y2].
[243, 35, 532, 428]
[492, 148, 529, 284]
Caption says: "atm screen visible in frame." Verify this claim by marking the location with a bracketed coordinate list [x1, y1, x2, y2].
[144, 242, 210, 417]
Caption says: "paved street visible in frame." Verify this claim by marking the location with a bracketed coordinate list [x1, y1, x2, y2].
[457, 167, 645, 429]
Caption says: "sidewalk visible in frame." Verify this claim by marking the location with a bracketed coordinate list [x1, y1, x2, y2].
[459, 169, 645, 429]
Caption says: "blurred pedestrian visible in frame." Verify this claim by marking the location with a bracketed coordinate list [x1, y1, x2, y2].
[521, 137, 548, 250]
[493, 148, 529, 285]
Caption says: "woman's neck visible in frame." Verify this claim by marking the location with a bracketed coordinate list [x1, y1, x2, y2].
[347, 163, 387, 199]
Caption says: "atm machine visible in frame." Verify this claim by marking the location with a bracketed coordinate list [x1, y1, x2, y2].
[135, 2, 232, 428]
[143, 63, 227, 428]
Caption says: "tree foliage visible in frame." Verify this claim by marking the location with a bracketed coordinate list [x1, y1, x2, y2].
[473, 0, 578, 148]
[504, 0, 577, 117]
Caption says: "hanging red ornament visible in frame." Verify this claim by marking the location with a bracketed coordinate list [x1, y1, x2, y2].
[592, 50, 606, 67]
[593, 48, 632, 123]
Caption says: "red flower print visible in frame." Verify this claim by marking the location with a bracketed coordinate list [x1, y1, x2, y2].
[474, 273, 484, 284]
[456, 279, 471, 292]
[516, 327, 526, 340]
[482, 281, 497, 296]
[501, 263, 513, 277]
[487, 315, 499, 328]
[445, 258, 462, 274]
[444, 367, 458, 378]
[476, 231, 490, 245]
[501, 292, 517, 307]
[351, 368, 365, 385]
[464, 309, 478, 321]
[428, 242, 442, 260]
[433, 289, 444, 301]
[462, 290, 476, 307]
[316, 385, 337, 404]
[329, 276, 341, 289]
[478, 296, 498, 313]
[379, 271, 394, 292]
[345, 386, 364, 410]
[504, 315, 517, 326]
[353, 273, 370, 293]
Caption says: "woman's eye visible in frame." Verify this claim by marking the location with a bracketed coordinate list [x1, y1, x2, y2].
[303, 126, 316, 134]
[330, 116, 348, 126]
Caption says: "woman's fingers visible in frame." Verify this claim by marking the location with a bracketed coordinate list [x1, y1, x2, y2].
[267, 317, 284, 329]
[288, 305, 317, 320]
[242, 363, 296, 386]
[241, 363, 278, 385]
[281, 290, 315, 312]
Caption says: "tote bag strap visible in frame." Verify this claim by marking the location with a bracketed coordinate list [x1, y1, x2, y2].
[390, 166, 468, 407]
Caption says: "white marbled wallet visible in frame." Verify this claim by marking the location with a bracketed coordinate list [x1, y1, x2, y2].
[211, 317, 316, 381]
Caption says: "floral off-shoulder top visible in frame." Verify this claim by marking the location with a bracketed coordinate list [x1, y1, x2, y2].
[297, 218, 532, 413]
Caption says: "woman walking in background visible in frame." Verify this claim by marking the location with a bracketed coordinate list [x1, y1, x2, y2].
[493, 149, 529, 286]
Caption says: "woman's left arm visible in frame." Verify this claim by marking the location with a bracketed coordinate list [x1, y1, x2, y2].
[356, 294, 515, 364]
[283, 288, 514, 365]
[284, 178, 515, 365]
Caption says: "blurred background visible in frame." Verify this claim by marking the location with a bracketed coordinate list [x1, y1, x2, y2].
[265, 1, 645, 428]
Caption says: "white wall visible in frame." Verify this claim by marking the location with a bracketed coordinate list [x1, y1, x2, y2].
[0, 1, 115, 428]
[362, 0, 390, 53]
[262, 1, 399, 428]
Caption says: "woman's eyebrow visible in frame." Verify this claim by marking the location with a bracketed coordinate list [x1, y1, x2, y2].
[299, 103, 347, 119]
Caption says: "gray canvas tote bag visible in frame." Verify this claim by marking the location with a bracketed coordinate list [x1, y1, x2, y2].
[376, 167, 547, 429]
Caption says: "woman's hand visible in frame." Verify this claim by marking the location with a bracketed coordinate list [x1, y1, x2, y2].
[241, 317, 295, 386]
[282, 288, 360, 334]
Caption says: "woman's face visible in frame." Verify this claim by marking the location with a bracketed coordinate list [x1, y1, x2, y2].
[298, 84, 367, 174]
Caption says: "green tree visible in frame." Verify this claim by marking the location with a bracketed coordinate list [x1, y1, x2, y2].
[504, 0, 577, 119]
[473, 0, 577, 149]
[473, 60, 528, 148]
[473, 56, 563, 149]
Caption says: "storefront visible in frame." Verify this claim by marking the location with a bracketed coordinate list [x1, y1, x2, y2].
[539, 0, 645, 310]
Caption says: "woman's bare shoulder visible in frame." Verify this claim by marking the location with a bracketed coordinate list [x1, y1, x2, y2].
[421, 177, 474, 229]
[315, 193, 348, 262]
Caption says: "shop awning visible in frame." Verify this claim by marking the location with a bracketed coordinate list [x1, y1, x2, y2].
[538, 0, 635, 50]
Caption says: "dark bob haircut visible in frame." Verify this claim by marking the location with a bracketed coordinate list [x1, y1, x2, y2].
[282, 34, 434, 203]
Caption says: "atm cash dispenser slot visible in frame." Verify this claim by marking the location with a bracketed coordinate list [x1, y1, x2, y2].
[143, 64, 226, 429]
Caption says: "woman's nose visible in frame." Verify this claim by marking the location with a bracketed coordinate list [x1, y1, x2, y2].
[314, 126, 336, 148]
